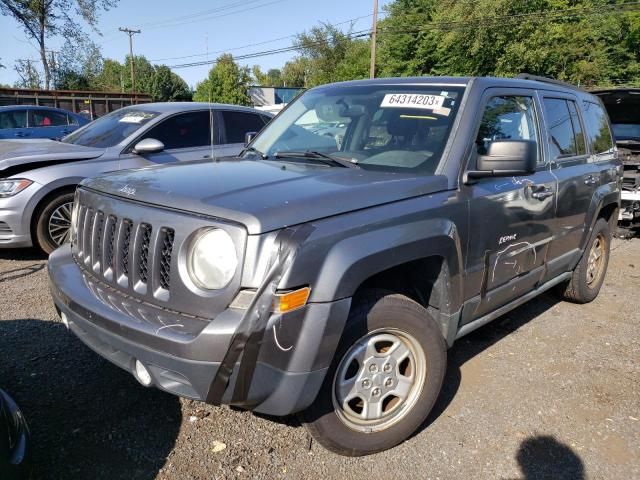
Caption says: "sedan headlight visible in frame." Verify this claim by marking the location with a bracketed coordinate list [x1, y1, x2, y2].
[0, 179, 33, 197]
[188, 228, 238, 290]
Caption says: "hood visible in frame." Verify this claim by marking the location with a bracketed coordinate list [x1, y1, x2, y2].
[0, 139, 105, 177]
[82, 159, 449, 234]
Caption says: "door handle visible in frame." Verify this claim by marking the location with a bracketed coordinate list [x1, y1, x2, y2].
[584, 175, 600, 186]
[14, 132, 28, 137]
[530, 185, 554, 200]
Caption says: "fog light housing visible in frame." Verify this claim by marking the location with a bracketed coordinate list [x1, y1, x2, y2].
[134, 359, 152, 386]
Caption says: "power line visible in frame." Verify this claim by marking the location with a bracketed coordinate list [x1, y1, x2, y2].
[166, 2, 640, 70]
[150, 13, 376, 62]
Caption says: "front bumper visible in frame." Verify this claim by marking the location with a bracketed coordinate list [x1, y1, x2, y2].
[48, 245, 350, 415]
[0, 195, 32, 248]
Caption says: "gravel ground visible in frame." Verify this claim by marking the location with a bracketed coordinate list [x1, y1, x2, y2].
[0, 239, 638, 480]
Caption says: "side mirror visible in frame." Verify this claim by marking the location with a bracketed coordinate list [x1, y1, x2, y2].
[465, 140, 537, 183]
[133, 138, 164, 155]
[244, 131, 257, 147]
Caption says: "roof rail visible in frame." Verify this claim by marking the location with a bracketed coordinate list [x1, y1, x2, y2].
[515, 73, 582, 91]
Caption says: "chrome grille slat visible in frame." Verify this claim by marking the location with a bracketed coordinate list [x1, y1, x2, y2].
[92, 211, 104, 272]
[121, 220, 133, 277]
[83, 209, 95, 265]
[158, 228, 175, 290]
[105, 215, 117, 274]
[138, 223, 152, 284]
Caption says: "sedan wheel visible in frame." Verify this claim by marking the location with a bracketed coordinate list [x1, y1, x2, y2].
[48, 201, 74, 247]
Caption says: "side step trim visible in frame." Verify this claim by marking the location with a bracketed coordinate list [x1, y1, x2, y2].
[455, 272, 572, 340]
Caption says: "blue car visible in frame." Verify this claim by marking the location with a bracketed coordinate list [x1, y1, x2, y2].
[0, 105, 89, 140]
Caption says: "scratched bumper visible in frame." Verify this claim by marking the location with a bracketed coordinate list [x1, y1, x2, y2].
[47, 244, 350, 415]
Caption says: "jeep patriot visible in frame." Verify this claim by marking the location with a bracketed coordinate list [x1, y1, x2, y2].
[48, 75, 621, 456]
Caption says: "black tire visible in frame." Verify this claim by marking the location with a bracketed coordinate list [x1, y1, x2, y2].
[300, 289, 447, 456]
[34, 191, 75, 254]
[556, 218, 611, 304]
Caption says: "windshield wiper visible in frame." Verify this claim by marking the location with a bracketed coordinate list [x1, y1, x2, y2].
[240, 146, 267, 159]
[273, 150, 359, 169]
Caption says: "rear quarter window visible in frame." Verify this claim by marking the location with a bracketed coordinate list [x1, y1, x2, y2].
[581, 101, 615, 155]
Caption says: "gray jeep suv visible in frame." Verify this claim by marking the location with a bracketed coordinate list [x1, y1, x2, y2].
[48, 76, 621, 456]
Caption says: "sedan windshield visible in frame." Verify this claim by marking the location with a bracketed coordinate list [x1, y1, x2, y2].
[62, 109, 160, 148]
[248, 84, 464, 173]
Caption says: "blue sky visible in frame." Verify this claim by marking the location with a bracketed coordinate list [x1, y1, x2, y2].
[0, 0, 390, 88]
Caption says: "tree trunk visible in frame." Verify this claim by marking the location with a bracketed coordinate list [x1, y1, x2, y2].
[38, 9, 50, 90]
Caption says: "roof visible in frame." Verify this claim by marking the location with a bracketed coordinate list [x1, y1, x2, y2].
[0, 105, 85, 114]
[125, 102, 268, 114]
[313, 75, 595, 98]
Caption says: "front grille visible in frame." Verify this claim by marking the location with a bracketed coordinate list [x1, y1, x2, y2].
[138, 223, 152, 284]
[73, 208, 175, 299]
[71, 188, 245, 319]
[159, 228, 175, 290]
[0, 221, 11, 235]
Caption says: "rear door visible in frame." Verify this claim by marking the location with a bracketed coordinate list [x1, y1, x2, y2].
[461, 88, 558, 323]
[539, 94, 596, 280]
[29, 109, 73, 139]
[217, 110, 269, 157]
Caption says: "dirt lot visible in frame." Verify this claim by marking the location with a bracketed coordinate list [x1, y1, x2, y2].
[1, 239, 638, 480]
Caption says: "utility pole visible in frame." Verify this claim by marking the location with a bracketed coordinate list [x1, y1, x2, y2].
[119, 27, 141, 93]
[370, 0, 379, 79]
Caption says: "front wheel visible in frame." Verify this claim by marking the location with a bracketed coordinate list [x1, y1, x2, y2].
[301, 290, 446, 456]
[34, 191, 75, 254]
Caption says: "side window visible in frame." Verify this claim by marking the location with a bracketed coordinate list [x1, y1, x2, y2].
[581, 101, 614, 155]
[0, 110, 28, 129]
[542, 98, 586, 159]
[476, 96, 540, 162]
[221, 111, 267, 144]
[32, 109, 69, 127]
[566, 101, 586, 155]
[142, 111, 213, 150]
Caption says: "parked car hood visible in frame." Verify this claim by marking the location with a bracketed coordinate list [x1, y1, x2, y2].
[0, 139, 105, 177]
[82, 158, 449, 234]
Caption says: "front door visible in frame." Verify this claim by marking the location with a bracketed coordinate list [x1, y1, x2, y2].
[461, 89, 557, 324]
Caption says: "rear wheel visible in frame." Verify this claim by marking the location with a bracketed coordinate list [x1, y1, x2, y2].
[556, 217, 611, 303]
[301, 290, 446, 456]
[34, 191, 75, 254]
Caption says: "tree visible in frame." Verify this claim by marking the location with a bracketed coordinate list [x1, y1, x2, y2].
[378, 0, 640, 87]
[151, 65, 192, 102]
[55, 37, 103, 90]
[193, 54, 251, 105]
[281, 58, 309, 87]
[293, 23, 369, 87]
[93, 59, 124, 91]
[14, 60, 42, 88]
[0, 0, 119, 89]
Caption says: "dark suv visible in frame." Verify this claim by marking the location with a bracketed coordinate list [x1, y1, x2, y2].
[48, 75, 621, 456]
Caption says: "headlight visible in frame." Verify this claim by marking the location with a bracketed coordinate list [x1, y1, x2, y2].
[0, 179, 33, 197]
[187, 228, 237, 290]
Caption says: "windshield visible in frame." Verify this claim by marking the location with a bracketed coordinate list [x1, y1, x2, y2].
[62, 108, 160, 148]
[611, 123, 640, 141]
[248, 84, 464, 173]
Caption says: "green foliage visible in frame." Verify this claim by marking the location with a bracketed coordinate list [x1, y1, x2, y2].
[55, 38, 103, 90]
[292, 24, 370, 87]
[151, 65, 192, 101]
[193, 54, 252, 105]
[378, 0, 640, 87]
[0, 0, 119, 89]
[281, 58, 309, 87]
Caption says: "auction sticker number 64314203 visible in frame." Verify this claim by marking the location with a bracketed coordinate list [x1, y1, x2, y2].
[381, 93, 446, 110]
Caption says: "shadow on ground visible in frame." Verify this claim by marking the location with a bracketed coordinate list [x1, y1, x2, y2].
[0, 248, 48, 262]
[515, 435, 585, 480]
[0, 319, 181, 480]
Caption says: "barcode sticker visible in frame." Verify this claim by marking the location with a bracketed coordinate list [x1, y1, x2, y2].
[381, 93, 446, 110]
